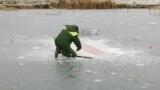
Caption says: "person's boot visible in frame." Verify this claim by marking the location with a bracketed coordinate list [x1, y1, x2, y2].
[55, 48, 61, 58]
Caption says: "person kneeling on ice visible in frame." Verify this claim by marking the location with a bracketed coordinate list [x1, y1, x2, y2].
[55, 25, 82, 58]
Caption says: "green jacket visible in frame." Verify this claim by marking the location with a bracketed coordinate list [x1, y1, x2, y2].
[55, 25, 81, 49]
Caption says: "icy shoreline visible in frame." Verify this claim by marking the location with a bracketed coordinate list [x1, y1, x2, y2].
[0, 1, 160, 10]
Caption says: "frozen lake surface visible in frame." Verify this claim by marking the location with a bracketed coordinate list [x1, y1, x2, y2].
[0, 9, 160, 90]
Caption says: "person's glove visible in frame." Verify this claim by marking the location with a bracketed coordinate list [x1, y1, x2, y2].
[76, 48, 81, 51]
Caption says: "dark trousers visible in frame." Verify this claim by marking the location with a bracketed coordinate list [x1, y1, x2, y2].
[55, 42, 77, 57]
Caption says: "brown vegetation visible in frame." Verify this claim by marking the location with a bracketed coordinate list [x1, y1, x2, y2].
[0, 0, 159, 10]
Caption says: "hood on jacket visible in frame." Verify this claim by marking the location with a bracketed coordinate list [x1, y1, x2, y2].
[65, 25, 79, 33]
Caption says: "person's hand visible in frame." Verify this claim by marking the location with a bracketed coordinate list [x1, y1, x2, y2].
[76, 48, 81, 51]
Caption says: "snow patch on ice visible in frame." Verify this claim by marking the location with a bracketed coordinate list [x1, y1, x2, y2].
[16, 56, 26, 60]
[16, 35, 27, 38]
[148, 22, 157, 25]
[141, 83, 150, 89]
[84, 70, 92, 73]
[136, 63, 145, 66]
[11, 37, 55, 61]
[1, 48, 7, 52]
[19, 63, 24, 66]
[20, 39, 54, 61]
[77, 38, 140, 58]
[115, 64, 120, 66]
[27, 50, 51, 58]
[111, 72, 117, 75]
[94, 79, 102, 82]
[32, 47, 40, 50]
[93, 71, 97, 74]
[129, 78, 133, 81]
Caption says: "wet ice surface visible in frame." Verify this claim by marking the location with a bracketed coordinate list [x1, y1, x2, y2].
[0, 9, 160, 90]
